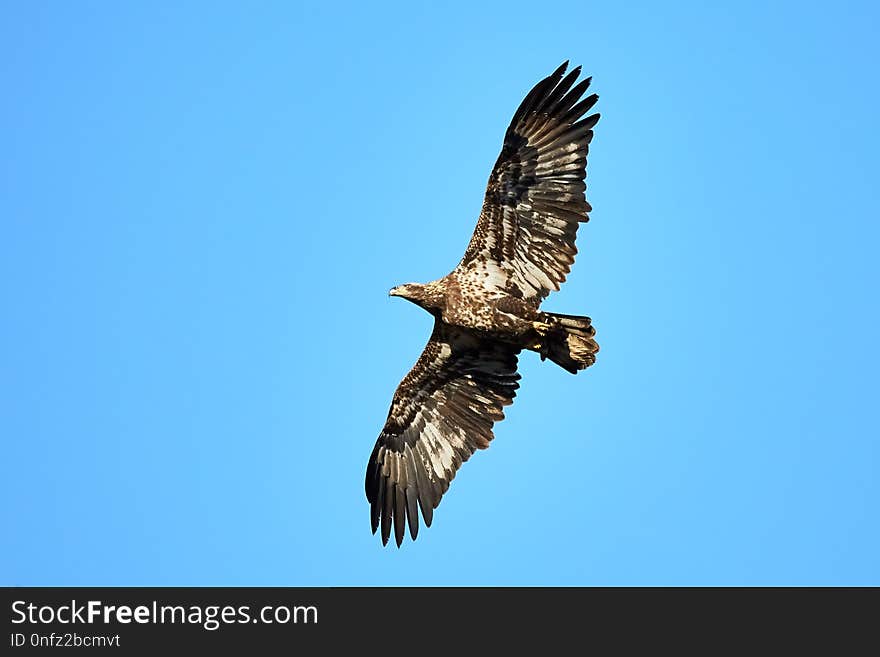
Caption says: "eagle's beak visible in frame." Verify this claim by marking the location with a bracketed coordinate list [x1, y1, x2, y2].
[389, 286, 401, 297]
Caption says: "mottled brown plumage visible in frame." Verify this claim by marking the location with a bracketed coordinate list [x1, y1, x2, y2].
[366, 62, 601, 546]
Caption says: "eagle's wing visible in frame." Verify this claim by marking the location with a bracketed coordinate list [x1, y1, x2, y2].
[365, 321, 520, 546]
[457, 61, 599, 303]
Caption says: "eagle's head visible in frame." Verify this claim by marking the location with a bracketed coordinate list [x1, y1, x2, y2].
[389, 282, 445, 313]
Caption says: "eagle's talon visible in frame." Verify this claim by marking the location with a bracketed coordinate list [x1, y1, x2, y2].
[532, 321, 553, 336]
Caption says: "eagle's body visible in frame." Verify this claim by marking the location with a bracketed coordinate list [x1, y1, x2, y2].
[366, 62, 601, 546]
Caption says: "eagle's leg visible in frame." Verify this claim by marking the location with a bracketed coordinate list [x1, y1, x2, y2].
[526, 322, 553, 352]
[528, 321, 553, 359]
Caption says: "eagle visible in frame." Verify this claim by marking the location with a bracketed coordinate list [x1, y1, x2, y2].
[365, 62, 600, 547]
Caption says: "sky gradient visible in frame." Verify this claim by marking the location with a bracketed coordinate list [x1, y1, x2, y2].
[2, 1, 879, 585]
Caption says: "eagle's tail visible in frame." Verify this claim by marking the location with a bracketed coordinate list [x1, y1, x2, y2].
[536, 312, 599, 374]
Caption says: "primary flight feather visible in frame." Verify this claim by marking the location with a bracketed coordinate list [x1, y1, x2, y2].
[365, 62, 600, 547]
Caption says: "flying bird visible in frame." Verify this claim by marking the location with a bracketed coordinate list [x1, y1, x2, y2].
[365, 62, 600, 546]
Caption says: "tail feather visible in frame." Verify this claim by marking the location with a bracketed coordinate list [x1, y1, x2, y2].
[538, 312, 598, 374]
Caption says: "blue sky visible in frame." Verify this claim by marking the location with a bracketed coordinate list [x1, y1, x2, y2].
[2, 1, 878, 585]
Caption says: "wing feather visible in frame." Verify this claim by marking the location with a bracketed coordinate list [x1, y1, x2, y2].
[458, 62, 599, 303]
[364, 321, 520, 546]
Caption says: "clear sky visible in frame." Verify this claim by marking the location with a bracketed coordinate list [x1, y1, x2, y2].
[2, 1, 878, 585]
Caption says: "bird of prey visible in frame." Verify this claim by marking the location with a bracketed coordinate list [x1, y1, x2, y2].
[365, 62, 600, 547]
